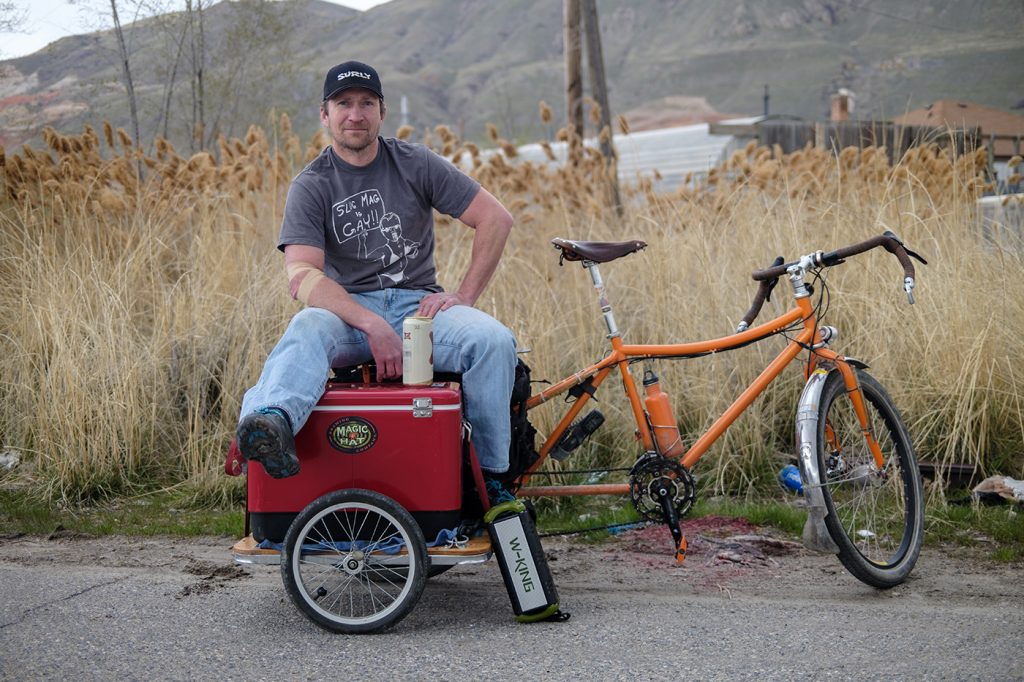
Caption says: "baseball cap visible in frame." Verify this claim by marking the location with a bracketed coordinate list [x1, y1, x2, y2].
[322, 61, 383, 102]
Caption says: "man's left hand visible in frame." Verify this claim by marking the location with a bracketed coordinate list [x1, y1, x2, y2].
[418, 292, 470, 318]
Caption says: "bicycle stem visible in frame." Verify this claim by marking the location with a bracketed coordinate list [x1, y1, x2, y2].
[787, 255, 817, 299]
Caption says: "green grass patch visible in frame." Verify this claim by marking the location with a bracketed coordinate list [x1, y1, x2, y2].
[926, 501, 1024, 562]
[535, 497, 643, 542]
[533, 493, 808, 541]
[0, 488, 244, 538]
[694, 497, 806, 537]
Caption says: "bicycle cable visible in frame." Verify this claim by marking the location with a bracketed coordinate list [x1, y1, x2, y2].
[811, 267, 832, 325]
[539, 519, 653, 538]
[808, 268, 832, 373]
[777, 266, 832, 355]
[527, 466, 635, 476]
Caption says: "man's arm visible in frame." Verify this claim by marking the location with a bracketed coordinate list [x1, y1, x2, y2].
[417, 187, 513, 318]
[284, 244, 404, 379]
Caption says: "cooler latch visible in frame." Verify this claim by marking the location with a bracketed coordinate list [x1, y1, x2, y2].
[412, 397, 433, 418]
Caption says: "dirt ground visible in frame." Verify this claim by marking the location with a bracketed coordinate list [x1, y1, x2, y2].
[543, 515, 1024, 601]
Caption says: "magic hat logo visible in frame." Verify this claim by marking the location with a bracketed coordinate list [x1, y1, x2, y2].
[327, 416, 378, 454]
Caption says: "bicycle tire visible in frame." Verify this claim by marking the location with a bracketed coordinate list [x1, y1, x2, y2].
[281, 489, 427, 633]
[816, 369, 924, 588]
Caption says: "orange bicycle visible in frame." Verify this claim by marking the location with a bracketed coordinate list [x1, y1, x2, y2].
[515, 231, 928, 589]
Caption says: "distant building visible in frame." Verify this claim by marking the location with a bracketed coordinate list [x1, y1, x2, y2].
[894, 100, 1024, 160]
[509, 117, 762, 192]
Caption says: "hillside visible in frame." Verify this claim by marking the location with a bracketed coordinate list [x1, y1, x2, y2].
[1, 0, 1022, 151]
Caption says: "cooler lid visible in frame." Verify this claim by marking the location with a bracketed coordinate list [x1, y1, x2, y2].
[314, 381, 462, 410]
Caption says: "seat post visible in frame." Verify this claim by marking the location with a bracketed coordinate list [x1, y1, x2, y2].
[585, 261, 620, 339]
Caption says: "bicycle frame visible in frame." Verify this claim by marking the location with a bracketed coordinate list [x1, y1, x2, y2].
[517, 260, 883, 499]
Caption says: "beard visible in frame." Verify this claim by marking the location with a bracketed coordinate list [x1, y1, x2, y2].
[337, 127, 377, 154]
[339, 137, 372, 153]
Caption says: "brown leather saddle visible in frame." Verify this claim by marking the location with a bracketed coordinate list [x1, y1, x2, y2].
[551, 238, 647, 264]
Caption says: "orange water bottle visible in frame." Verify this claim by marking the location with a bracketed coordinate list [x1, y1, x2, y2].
[643, 367, 684, 457]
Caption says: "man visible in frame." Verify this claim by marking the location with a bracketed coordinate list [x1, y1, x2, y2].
[237, 60, 517, 504]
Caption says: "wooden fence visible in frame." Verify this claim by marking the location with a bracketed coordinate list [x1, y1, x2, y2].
[755, 120, 980, 163]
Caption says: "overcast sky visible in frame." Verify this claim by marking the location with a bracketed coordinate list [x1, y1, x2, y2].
[1, 0, 392, 59]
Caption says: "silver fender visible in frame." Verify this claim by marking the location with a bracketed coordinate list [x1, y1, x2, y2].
[795, 368, 840, 553]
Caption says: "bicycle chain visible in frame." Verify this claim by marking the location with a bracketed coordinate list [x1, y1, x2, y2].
[526, 466, 634, 476]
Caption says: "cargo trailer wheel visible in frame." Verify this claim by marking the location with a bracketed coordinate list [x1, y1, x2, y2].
[281, 489, 427, 633]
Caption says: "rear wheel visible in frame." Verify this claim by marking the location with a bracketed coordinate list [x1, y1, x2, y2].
[816, 370, 923, 588]
[281, 489, 427, 633]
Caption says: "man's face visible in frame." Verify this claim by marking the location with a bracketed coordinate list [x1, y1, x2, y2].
[320, 87, 385, 154]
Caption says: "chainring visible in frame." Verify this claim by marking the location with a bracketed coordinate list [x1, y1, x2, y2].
[629, 456, 697, 523]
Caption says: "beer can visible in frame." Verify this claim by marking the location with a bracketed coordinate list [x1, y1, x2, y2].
[402, 316, 433, 385]
[779, 464, 803, 495]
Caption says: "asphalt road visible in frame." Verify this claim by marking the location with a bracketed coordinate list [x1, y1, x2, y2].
[1, 529, 1021, 681]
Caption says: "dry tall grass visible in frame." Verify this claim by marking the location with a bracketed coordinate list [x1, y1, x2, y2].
[1, 113, 1021, 505]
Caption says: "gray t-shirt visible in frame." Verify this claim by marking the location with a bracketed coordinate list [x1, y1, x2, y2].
[278, 138, 481, 293]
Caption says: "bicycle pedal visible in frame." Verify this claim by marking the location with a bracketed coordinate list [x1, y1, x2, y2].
[674, 535, 687, 565]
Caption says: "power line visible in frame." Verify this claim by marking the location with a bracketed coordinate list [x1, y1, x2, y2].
[859, 3, 959, 33]
[858, 1, 1020, 39]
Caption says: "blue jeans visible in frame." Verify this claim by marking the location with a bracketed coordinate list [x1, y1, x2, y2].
[240, 288, 516, 473]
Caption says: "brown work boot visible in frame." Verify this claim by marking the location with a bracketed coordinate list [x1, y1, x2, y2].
[236, 408, 299, 479]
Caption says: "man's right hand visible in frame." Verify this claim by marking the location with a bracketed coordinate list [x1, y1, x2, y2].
[365, 317, 403, 380]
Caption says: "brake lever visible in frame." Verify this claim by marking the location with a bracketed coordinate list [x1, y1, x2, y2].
[904, 247, 927, 265]
[882, 230, 929, 265]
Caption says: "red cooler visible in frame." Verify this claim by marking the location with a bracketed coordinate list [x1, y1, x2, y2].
[248, 381, 464, 543]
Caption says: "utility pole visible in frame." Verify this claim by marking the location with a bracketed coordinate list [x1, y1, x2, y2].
[581, 0, 611, 160]
[564, 0, 583, 140]
[109, 0, 142, 178]
[580, 0, 620, 212]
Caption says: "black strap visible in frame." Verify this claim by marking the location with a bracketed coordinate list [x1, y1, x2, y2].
[568, 377, 597, 401]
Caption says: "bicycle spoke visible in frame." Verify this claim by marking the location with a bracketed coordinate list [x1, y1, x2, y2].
[363, 562, 406, 592]
[363, 574, 389, 614]
[363, 513, 385, 552]
[320, 573, 360, 612]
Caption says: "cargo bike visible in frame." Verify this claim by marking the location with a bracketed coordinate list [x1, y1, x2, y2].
[228, 231, 928, 633]
[226, 376, 560, 634]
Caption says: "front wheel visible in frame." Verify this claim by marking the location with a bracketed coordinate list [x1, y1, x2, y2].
[281, 489, 428, 633]
[816, 370, 924, 588]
